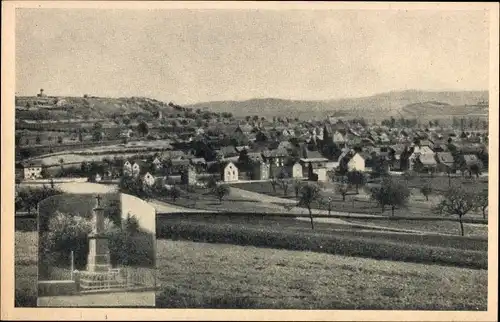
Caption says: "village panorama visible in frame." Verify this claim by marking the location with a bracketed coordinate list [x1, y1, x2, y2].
[14, 88, 489, 309]
[11, 6, 491, 312]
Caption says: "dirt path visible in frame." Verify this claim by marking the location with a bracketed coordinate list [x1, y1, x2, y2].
[37, 291, 155, 307]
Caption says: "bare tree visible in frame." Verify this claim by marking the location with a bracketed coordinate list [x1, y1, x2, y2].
[420, 182, 433, 201]
[297, 183, 322, 229]
[336, 184, 348, 202]
[475, 189, 488, 220]
[434, 186, 476, 236]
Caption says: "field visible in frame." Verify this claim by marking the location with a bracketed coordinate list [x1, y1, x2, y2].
[156, 240, 487, 310]
[156, 214, 487, 268]
[15, 231, 38, 307]
[230, 177, 488, 220]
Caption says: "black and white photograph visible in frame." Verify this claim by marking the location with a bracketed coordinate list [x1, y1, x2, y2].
[4, 1, 498, 320]
[36, 192, 156, 307]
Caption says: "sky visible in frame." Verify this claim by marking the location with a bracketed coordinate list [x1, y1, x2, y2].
[16, 8, 490, 104]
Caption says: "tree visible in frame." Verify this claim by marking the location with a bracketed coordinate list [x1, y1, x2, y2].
[277, 171, 290, 196]
[402, 170, 415, 185]
[137, 121, 149, 137]
[469, 163, 482, 178]
[58, 158, 64, 173]
[169, 186, 181, 202]
[346, 170, 365, 194]
[475, 189, 488, 220]
[35, 135, 41, 144]
[420, 182, 432, 201]
[57, 136, 63, 144]
[293, 179, 302, 199]
[323, 196, 334, 215]
[297, 183, 322, 229]
[213, 185, 230, 204]
[434, 186, 476, 236]
[370, 178, 411, 215]
[206, 176, 218, 191]
[92, 122, 103, 142]
[270, 177, 279, 193]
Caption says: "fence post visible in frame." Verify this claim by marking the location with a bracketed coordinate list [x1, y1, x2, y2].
[70, 251, 74, 280]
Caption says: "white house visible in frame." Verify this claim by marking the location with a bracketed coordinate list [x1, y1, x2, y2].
[347, 153, 366, 171]
[132, 162, 141, 177]
[123, 161, 132, 176]
[222, 162, 239, 182]
[142, 172, 155, 187]
[17, 161, 43, 180]
[291, 162, 303, 178]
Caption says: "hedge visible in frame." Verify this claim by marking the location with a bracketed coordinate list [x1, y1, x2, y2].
[156, 220, 487, 269]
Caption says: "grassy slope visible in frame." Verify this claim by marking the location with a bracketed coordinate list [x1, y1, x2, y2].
[156, 240, 487, 310]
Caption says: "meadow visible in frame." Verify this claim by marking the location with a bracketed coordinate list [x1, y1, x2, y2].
[156, 240, 487, 310]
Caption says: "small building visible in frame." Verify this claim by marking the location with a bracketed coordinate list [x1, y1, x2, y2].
[181, 166, 198, 185]
[142, 172, 155, 187]
[222, 162, 239, 182]
[291, 162, 303, 178]
[16, 160, 43, 180]
[435, 152, 455, 172]
[416, 154, 438, 174]
[123, 161, 132, 176]
[252, 161, 270, 180]
[131, 162, 141, 177]
[339, 151, 365, 172]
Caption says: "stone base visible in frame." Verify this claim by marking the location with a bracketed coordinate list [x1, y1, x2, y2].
[38, 280, 77, 296]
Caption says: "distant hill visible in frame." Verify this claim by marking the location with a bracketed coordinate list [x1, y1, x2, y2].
[15, 96, 198, 121]
[15, 90, 489, 122]
[185, 90, 489, 120]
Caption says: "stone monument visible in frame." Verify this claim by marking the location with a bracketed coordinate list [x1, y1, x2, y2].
[86, 195, 111, 272]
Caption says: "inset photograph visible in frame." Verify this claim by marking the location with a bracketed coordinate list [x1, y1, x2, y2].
[37, 192, 156, 307]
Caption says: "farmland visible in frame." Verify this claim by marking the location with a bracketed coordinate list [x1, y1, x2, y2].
[155, 240, 487, 310]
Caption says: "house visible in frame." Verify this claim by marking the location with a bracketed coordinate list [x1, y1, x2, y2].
[180, 166, 198, 185]
[222, 162, 239, 182]
[290, 162, 303, 178]
[333, 131, 346, 145]
[131, 162, 141, 177]
[252, 161, 270, 180]
[262, 148, 289, 167]
[123, 161, 132, 176]
[189, 157, 207, 172]
[216, 145, 238, 159]
[299, 148, 329, 181]
[16, 160, 43, 180]
[435, 152, 455, 172]
[142, 172, 155, 187]
[339, 151, 366, 172]
[416, 154, 438, 173]
[461, 154, 482, 169]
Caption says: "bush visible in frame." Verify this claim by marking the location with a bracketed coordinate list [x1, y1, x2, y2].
[157, 220, 487, 269]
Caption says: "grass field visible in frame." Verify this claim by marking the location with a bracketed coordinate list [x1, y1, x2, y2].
[231, 179, 488, 220]
[156, 214, 487, 268]
[344, 219, 488, 238]
[15, 232, 38, 307]
[156, 240, 487, 310]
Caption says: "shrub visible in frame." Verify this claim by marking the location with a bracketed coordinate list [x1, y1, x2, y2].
[156, 220, 487, 269]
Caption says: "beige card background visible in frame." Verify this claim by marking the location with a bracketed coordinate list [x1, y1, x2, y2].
[2, 1, 499, 320]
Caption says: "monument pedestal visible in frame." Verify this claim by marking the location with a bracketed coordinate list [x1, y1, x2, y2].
[87, 233, 111, 272]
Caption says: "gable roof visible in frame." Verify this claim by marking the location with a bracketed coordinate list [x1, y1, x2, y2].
[435, 152, 454, 164]
[419, 153, 437, 166]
